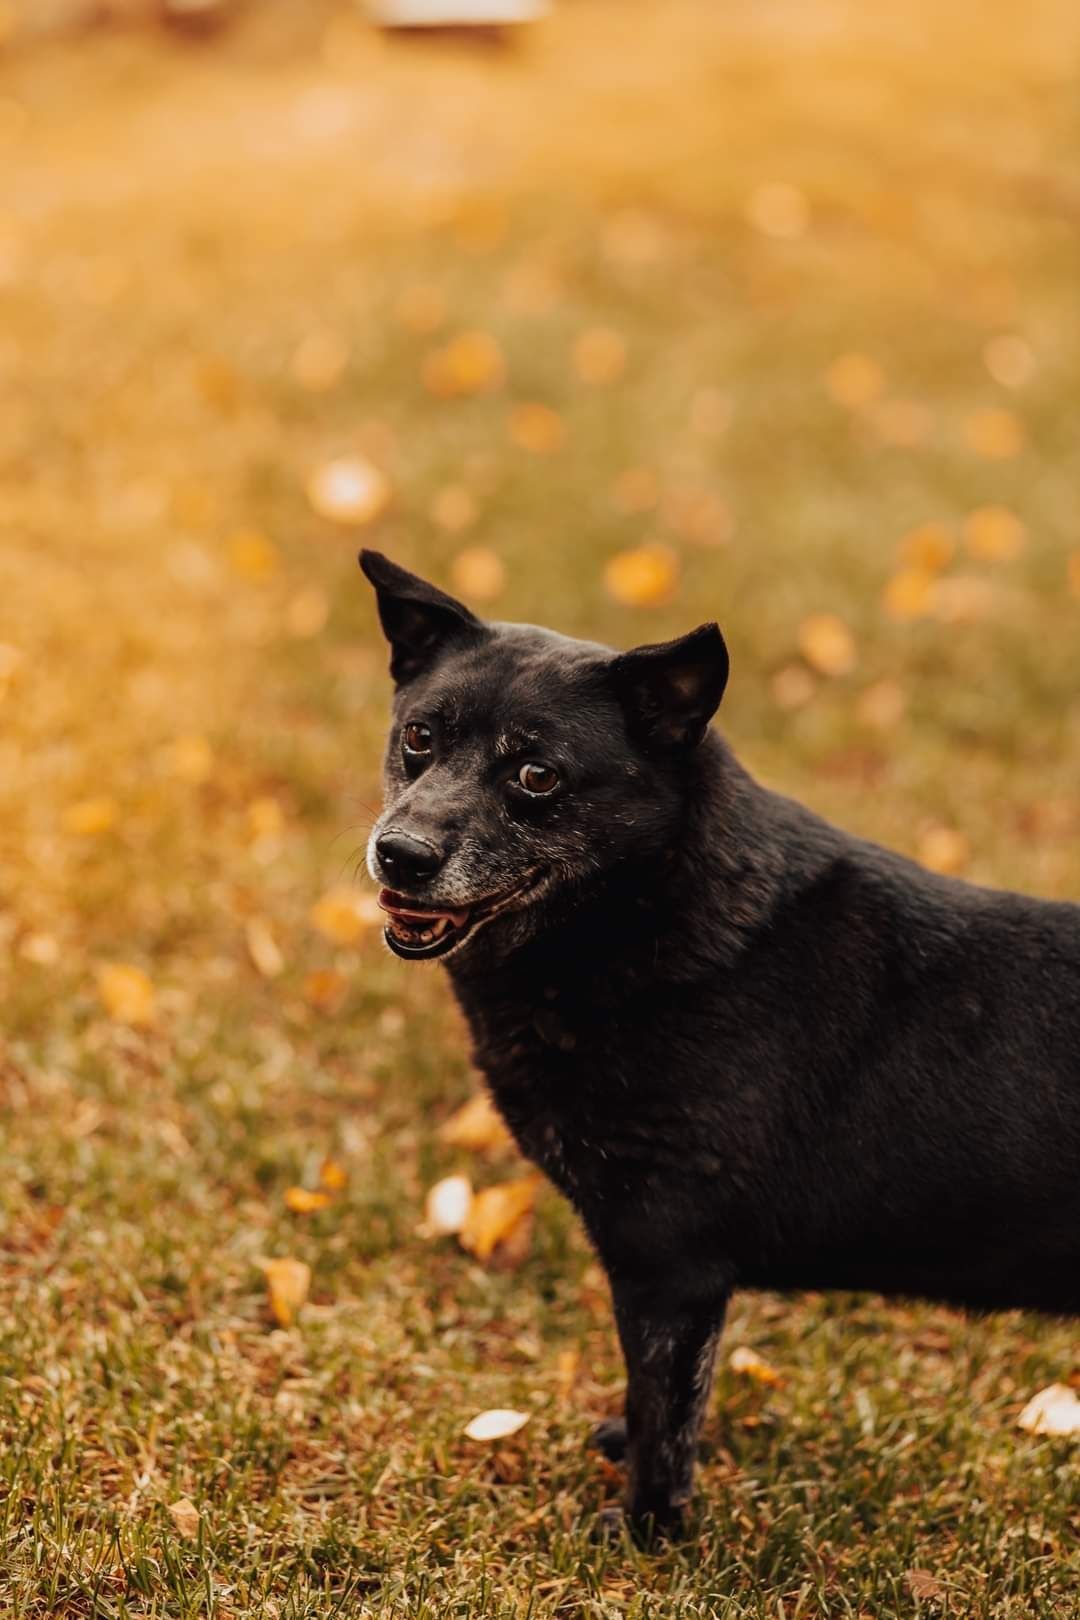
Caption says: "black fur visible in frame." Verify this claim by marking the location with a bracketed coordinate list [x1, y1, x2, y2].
[359, 550, 1080, 1535]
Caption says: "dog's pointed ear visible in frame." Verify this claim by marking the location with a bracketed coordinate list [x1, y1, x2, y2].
[359, 550, 485, 684]
[611, 623, 729, 749]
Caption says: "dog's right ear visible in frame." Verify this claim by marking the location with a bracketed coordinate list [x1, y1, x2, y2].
[359, 550, 485, 685]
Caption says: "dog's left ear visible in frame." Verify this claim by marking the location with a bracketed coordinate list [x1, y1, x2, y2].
[611, 623, 729, 749]
[359, 550, 485, 684]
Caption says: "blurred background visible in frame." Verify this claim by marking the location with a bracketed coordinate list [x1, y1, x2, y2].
[2, 1, 1079, 1612]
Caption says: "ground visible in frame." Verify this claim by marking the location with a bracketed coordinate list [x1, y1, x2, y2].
[1, 1, 1079, 1614]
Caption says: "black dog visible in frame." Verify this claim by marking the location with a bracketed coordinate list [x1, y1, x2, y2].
[359, 549, 1080, 1535]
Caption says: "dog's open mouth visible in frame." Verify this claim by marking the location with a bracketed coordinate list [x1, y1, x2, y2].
[378, 871, 543, 961]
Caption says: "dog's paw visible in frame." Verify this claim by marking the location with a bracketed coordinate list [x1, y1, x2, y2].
[586, 1416, 628, 1463]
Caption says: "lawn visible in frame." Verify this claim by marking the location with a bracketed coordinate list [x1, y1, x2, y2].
[1, 1, 1079, 1614]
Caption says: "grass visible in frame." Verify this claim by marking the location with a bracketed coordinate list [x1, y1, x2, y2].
[1, 0, 1079, 1613]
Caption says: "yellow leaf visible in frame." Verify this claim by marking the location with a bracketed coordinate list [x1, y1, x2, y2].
[745, 181, 809, 240]
[963, 505, 1026, 562]
[319, 1158, 348, 1192]
[508, 402, 564, 454]
[870, 398, 931, 447]
[771, 665, 815, 711]
[165, 733, 213, 783]
[257, 1256, 310, 1327]
[963, 407, 1025, 460]
[797, 614, 856, 678]
[662, 489, 732, 548]
[63, 796, 117, 837]
[450, 547, 506, 603]
[422, 331, 505, 398]
[898, 523, 954, 574]
[247, 796, 284, 842]
[604, 543, 679, 608]
[429, 484, 478, 534]
[245, 917, 284, 979]
[285, 586, 329, 638]
[310, 887, 380, 945]
[932, 576, 995, 624]
[307, 456, 390, 527]
[463, 1408, 530, 1442]
[611, 466, 660, 514]
[856, 680, 907, 731]
[917, 825, 970, 875]
[573, 326, 627, 386]
[983, 333, 1034, 389]
[167, 1497, 201, 1540]
[1017, 1383, 1080, 1436]
[20, 932, 59, 965]
[395, 283, 446, 335]
[290, 329, 349, 393]
[0, 641, 22, 697]
[97, 963, 156, 1026]
[440, 1092, 513, 1154]
[424, 1173, 473, 1236]
[303, 968, 349, 1013]
[883, 569, 935, 622]
[284, 1186, 332, 1214]
[460, 1176, 537, 1263]
[824, 352, 885, 409]
[228, 529, 279, 581]
[729, 1346, 783, 1386]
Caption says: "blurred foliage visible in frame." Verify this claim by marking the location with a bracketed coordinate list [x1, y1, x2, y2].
[1, 0, 1079, 1613]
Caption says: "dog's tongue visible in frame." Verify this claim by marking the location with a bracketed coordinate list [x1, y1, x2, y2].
[378, 889, 470, 929]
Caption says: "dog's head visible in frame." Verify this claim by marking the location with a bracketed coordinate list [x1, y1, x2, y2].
[360, 550, 729, 968]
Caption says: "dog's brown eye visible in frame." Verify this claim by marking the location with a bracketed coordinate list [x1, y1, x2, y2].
[518, 762, 558, 796]
[403, 722, 432, 756]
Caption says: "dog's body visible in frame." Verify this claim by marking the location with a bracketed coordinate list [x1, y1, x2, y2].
[360, 550, 1080, 1532]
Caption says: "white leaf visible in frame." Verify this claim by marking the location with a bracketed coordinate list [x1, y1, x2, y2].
[424, 1174, 473, 1235]
[463, 1407, 530, 1442]
[1017, 1383, 1080, 1436]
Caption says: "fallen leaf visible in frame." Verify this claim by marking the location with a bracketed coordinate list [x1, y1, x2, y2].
[662, 489, 732, 548]
[963, 505, 1026, 562]
[611, 466, 660, 513]
[746, 181, 809, 240]
[0, 642, 21, 696]
[771, 665, 816, 711]
[21, 932, 59, 965]
[463, 1408, 530, 1442]
[257, 1256, 310, 1327]
[307, 456, 390, 527]
[729, 1346, 783, 1386]
[290, 329, 349, 392]
[284, 1186, 332, 1214]
[917, 825, 970, 875]
[983, 333, 1034, 389]
[310, 886, 380, 945]
[1017, 1383, 1080, 1436]
[167, 1497, 201, 1540]
[905, 1568, 945, 1602]
[247, 795, 284, 843]
[245, 917, 284, 979]
[165, 733, 213, 783]
[555, 1347, 579, 1403]
[97, 963, 156, 1026]
[798, 614, 857, 677]
[303, 968, 349, 1013]
[63, 796, 117, 836]
[450, 547, 506, 603]
[883, 569, 936, 622]
[604, 543, 679, 608]
[424, 1173, 473, 1236]
[285, 586, 330, 638]
[460, 1176, 537, 1262]
[422, 331, 505, 398]
[319, 1158, 348, 1191]
[228, 529, 279, 581]
[440, 1092, 513, 1154]
[573, 326, 627, 386]
[508, 402, 564, 454]
[430, 484, 478, 534]
[932, 576, 995, 624]
[825, 353, 885, 409]
[963, 407, 1025, 459]
[899, 523, 954, 574]
[395, 283, 446, 335]
[857, 680, 907, 731]
[870, 398, 931, 446]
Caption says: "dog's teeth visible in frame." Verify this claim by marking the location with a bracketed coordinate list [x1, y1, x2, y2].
[431, 917, 449, 937]
[420, 929, 433, 943]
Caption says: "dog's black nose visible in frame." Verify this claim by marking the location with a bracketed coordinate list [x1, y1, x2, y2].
[375, 830, 444, 889]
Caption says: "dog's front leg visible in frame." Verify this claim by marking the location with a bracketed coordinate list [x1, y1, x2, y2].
[607, 1286, 727, 1536]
